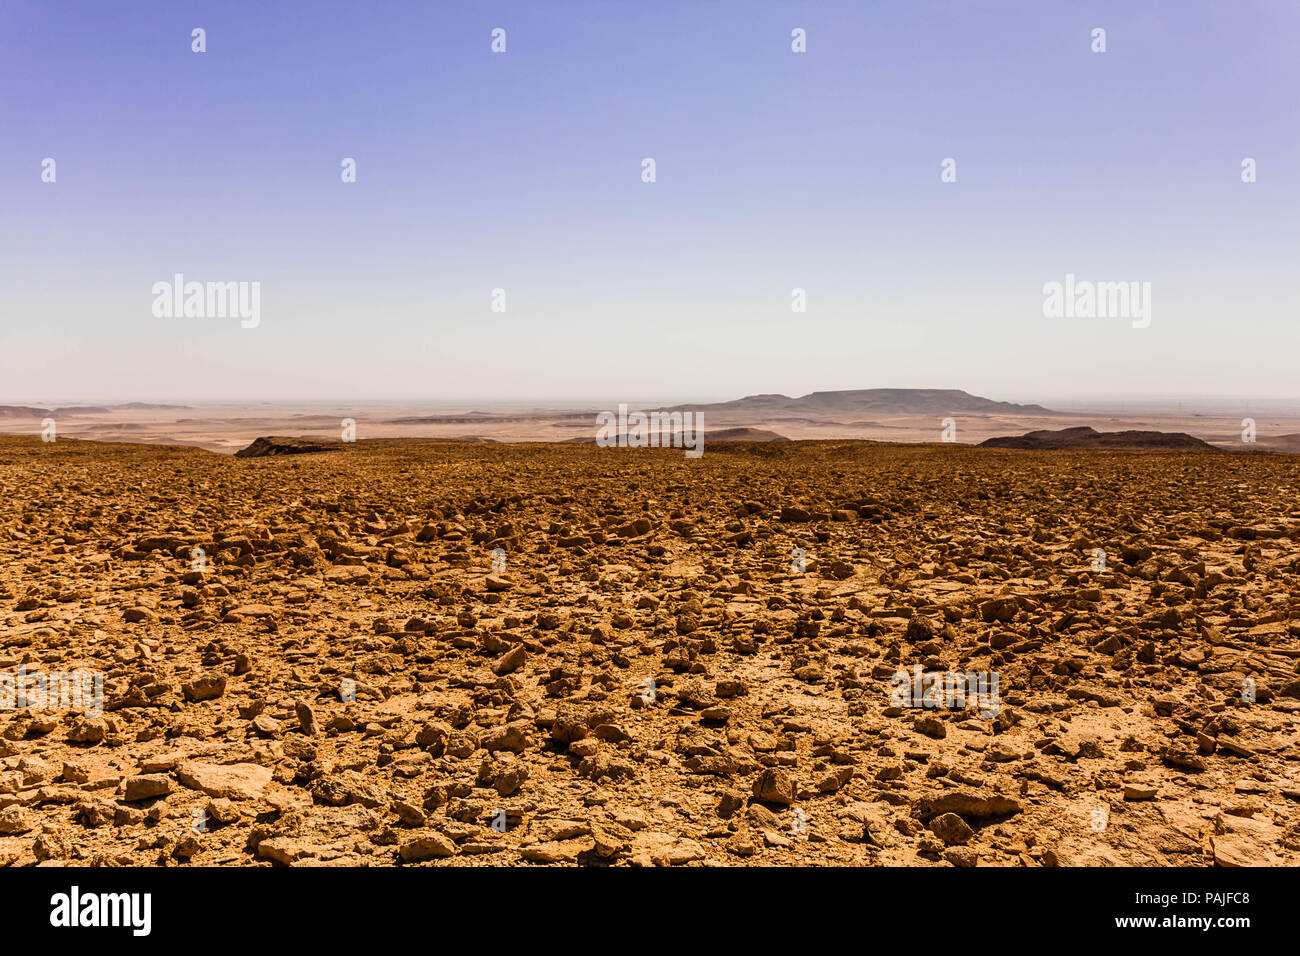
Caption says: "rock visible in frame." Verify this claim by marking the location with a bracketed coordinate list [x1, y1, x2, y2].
[716, 790, 746, 818]
[915, 715, 947, 739]
[929, 812, 974, 846]
[255, 806, 381, 865]
[905, 616, 937, 642]
[520, 839, 591, 864]
[1161, 747, 1207, 772]
[816, 767, 854, 792]
[228, 604, 277, 619]
[399, 830, 457, 861]
[296, 700, 320, 736]
[532, 819, 592, 842]
[392, 800, 427, 827]
[550, 710, 588, 746]
[590, 822, 631, 859]
[324, 565, 372, 584]
[764, 829, 793, 848]
[726, 832, 757, 857]
[124, 774, 172, 801]
[943, 846, 979, 867]
[979, 598, 1019, 623]
[206, 798, 242, 824]
[493, 644, 527, 676]
[484, 758, 529, 797]
[1211, 813, 1282, 867]
[752, 768, 796, 806]
[252, 715, 281, 736]
[0, 806, 31, 834]
[985, 739, 1028, 762]
[914, 791, 1021, 823]
[1123, 783, 1158, 801]
[630, 831, 707, 867]
[182, 674, 227, 702]
[415, 721, 452, 755]
[482, 722, 531, 753]
[177, 762, 273, 801]
[66, 717, 107, 744]
[310, 771, 385, 808]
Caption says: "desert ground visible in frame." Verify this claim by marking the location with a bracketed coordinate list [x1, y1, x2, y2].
[2, 435, 1298, 867]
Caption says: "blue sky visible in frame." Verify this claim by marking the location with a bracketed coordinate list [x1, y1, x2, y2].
[1, 0, 1296, 403]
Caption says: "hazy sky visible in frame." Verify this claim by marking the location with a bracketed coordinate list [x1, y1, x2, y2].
[2, 0, 1296, 404]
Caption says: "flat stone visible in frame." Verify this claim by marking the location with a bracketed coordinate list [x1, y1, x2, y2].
[177, 762, 272, 801]
[123, 774, 172, 801]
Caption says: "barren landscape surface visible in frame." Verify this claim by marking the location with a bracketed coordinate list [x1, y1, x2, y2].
[6, 395, 1300, 453]
[2, 436, 1298, 867]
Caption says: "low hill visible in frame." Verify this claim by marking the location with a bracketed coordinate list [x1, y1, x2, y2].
[234, 436, 342, 458]
[1257, 434, 1300, 453]
[708, 427, 790, 442]
[670, 388, 1055, 417]
[980, 426, 1216, 451]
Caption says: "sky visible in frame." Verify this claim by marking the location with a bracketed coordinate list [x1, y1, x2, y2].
[1, 0, 1297, 405]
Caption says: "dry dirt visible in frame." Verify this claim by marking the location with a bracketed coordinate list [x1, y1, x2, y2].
[1, 436, 1298, 867]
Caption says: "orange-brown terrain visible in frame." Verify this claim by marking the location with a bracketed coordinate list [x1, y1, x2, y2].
[1, 436, 1298, 867]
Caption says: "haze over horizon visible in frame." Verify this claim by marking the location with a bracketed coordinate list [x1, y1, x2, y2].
[3, 0, 1297, 402]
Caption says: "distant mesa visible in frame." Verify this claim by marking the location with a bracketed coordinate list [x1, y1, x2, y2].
[0, 402, 188, 417]
[980, 426, 1216, 451]
[234, 436, 342, 458]
[670, 389, 1055, 417]
[708, 427, 789, 442]
[1, 405, 117, 416]
[380, 390, 1051, 428]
